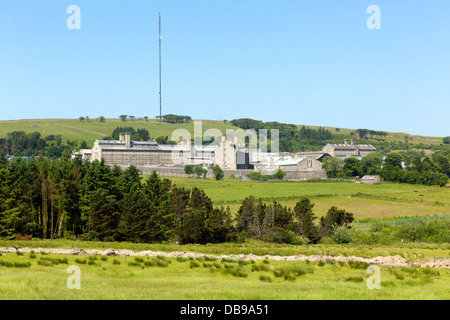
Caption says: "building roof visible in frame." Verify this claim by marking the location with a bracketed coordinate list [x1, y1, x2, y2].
[329, 143, 376, 151]
[361, 175, 380, 180]
[295, 152, 330, 161]
[97, 140, 192, 152]
[274, 157, 306, 166]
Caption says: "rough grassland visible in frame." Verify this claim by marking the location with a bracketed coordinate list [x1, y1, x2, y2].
[0, 253, 448, 300]
[0, 118, 443, 147]
[161, 177, 450, 219]
[0, 119, 238, 146]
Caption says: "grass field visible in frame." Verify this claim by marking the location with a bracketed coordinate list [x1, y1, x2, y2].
[156, 177, 450, 220]
[0, 118, 239, 146]
[0, 251, 448, 300]
[0, 118, 444, 147]
[1, 118, 449, 300]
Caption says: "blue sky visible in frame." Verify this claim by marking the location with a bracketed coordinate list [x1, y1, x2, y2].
[0, 0, 449, 137]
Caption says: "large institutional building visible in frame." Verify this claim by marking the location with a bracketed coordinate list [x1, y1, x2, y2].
[322, 140, 377, 158]
[74, 132, 253, 170]
[73, 135, 375, 180]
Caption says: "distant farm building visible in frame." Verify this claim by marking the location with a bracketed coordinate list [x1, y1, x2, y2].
[360, 175, 381, 185]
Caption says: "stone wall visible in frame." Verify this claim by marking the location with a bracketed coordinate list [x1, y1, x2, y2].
[284, 170, 327, 180]
[135, 166, 326, 180]
[133, 166, 254, 179]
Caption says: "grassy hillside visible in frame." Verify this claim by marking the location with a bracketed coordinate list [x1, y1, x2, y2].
[157, 177, 450, 220]
[0, 119, 238, 147]
[0, 118, 444, 148]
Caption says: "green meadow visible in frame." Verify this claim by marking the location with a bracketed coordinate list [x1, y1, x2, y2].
[0, 252, 448, 300]
[0, 118, 238, 146]
[158, 177, 450, 220]
[1, 118, 449, 300]
[0, 118, 443, 147]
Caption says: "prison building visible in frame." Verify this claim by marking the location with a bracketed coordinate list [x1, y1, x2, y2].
[90, 133, 190, 167]
[322, 140, 377, 158]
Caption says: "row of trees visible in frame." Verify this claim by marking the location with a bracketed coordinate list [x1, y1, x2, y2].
[380, 152, 449, 187]
[184, 165, 208, 179]
[0, 155, 353, 244]
[236, 197, 354, 244]
[110, 127, 151, 142]
[322, 152, 384, 178]
[230, 118, 333, 153]
[0, 131, 80, 158]
[0, 155, 236, 243]
[159, 114, 192, 123]
[119, 115, 150, 122]
[322, 151, 450, 187]
[79, 116, 105, 122]
[355, 129, 388, 140]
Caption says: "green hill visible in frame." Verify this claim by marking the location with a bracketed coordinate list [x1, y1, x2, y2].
[0, 118, 445, 151]
[0, 118, 238, 147]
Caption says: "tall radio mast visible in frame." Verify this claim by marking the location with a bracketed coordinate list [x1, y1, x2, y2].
[159, 12, 162, 121]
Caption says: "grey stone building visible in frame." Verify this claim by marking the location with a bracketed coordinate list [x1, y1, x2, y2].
[322, 140, 376, 157]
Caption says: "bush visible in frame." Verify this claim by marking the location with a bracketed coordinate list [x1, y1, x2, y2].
[39, 257, 68, 266]
[318, 237, 335, 245]
[259, 275, 272, 283]
[0, 260, 14, 268]
[267, 228, 305, 245]
[176, 257, 189, 263]
[330, 225, 354, 244]
[223, 267, 248, 278]
[37, 259, 53, 267]
[128, 261, 141, 267]
[144, 258, 169, 268]
[251, 264, 269, 272]
[14, 261, 31, 268]
[345, 276, 364, 283]
[81, 233, 95, 241]
[204, 256, 218, 262]
[113, 259, 121, 265]
[348, 260, 370, 270]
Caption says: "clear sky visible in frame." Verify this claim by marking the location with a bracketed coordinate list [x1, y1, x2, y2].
[0, 0, 449, 137]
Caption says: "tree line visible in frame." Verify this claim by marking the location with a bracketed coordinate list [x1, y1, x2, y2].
[0, 131, 83, 158]
[355, 129, 388, 140]
[0, 155, 353, 244]
[230, 118, 333, 153]
[110, 127, 151, 142]
[322, 151, 450, 187]
[236, 196, 354, 244]
[159, 114, 192, 123]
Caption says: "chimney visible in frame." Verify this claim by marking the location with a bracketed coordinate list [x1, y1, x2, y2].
[344, 139, 348, 145]
[124, 132, 131, 148]
[119, 133, 125, 142]
[233, 134, 239, 149]
[351, 139, 355, 146]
